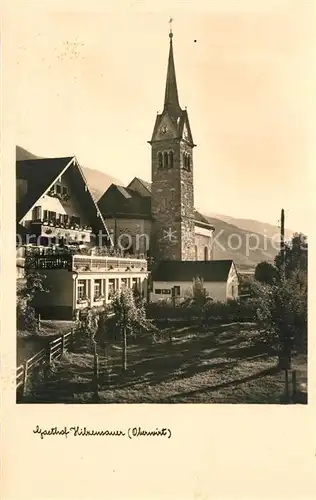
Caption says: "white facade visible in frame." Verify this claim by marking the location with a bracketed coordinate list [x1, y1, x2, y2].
[31, 254, 148, 319]
[150, 263, 239, 303]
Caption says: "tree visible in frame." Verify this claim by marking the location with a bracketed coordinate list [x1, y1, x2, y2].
[255, 268, 307, 358]
[275, 232, 307, 278]
[111, 286, 157, 372]
[192, 276, 209, 306]
[254, 261, 278, 285]
[17, 270, 48, 332]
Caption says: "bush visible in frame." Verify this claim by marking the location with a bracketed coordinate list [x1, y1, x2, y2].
[17, 271, 48, 333]
[147, 298, 259, 325]
[255, 268, 307, 353]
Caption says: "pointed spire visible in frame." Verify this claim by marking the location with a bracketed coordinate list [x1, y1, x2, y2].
[164, 28, 182, 119]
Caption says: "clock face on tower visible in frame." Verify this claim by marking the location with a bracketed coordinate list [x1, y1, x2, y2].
[159, 125, 168, 136]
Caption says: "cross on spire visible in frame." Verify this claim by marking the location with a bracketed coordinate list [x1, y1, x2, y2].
[169, 17, 173, 36]
[164, 17, 181, 118]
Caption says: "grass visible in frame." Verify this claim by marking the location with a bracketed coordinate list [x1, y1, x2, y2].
[23, 322, 307, 404]
[17, 320, 74, 366]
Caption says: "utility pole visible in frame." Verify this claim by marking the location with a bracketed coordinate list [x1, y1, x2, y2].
[279, 208, 291, 400]
[280, 208, 285, 281]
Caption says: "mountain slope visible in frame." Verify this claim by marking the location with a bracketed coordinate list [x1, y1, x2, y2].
[16, 146, 281, 270]
[16, 146, 122, 201]
[207, 211, 294, 241]
[205, 216, 280, 271]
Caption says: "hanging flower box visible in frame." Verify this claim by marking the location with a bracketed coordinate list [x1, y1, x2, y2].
[77, 297, 89, 305]
[94, 295, 105, 302]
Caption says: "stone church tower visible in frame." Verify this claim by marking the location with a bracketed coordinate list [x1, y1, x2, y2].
[149, 30, 196, 261]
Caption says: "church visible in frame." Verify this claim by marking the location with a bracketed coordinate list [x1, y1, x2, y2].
[98, 29, 215, 263]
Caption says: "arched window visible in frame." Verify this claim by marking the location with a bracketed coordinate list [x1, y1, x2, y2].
[163, 151, 169, 168]
[195, 245, 198, 260]
[204, 246, 209, 261]
[187, 154, 191, 171]
[182, 151, 186, 168]
[158, 152, 163, 168]
[169, 151, 174, 168]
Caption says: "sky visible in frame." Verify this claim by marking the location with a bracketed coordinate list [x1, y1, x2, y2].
[5, 0, 315, 234]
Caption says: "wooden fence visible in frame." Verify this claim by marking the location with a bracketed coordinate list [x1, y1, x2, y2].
[16, 330, 75, 398]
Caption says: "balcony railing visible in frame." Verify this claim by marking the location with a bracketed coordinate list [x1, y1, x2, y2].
[29, 220, 93, 242]
[25, 253, 148, 272]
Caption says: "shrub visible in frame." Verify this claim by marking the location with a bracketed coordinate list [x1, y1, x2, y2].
[17, 271, 48, 333]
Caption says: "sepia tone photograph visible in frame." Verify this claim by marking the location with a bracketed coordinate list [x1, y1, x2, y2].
[15, 4, 309, 405]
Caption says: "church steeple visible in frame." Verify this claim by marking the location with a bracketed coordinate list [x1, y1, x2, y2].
[150, 23, 196, 262]
[163, 31, 182, 120]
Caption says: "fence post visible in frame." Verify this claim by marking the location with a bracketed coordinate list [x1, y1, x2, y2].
[22, 360, 29, 397]
[61, 334, 65, 356]
[94, 353, 99, 399]
[48, 343, 53, 366]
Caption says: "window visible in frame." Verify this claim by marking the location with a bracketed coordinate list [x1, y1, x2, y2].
[182, 152, 191, 171]
[94, 279, 102, 300]
[48, 211, 56, 222]
[204, 247, 209, 261]
[56, 184, 62, 194]
[32, 206, 42, 221]
[155, 289, 162, 294]
[158, 152, 163, 168]
[169, 151, 174, 168]
[43, 210, 48, 221]
[62, 186, 68, 196]
[108, 279, 115, 298]
[77, 280, 87, 301]
[187, 154, 191, 170]
[71, 216, 80, 226]
[172, 286, 180, 296]
[162, 289, 171, 295]
[163, 151, 169, 168]
[171, 189, 175, 201]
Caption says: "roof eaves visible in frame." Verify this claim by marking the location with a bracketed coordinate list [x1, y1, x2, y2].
[18, 156, 76, 223]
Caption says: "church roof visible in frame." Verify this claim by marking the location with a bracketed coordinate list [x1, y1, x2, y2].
[98, 180, 214, 229]
[152, 260, 236, 283]
[164, 32, 182, 121]
[98, 183, 152, 219]
[135, 177, 152, 193]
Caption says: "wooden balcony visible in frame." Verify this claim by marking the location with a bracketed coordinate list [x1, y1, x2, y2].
[29, 220, 93, 243]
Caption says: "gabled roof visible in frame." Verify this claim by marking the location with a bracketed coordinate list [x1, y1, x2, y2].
[98, 183, 152, 219]
[133, 177, 152, 193]
[194, 209, 215, 230]
[16, 157, 75, 221]
[152, 260, 235, 283]
[16, 156, 109, 236]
